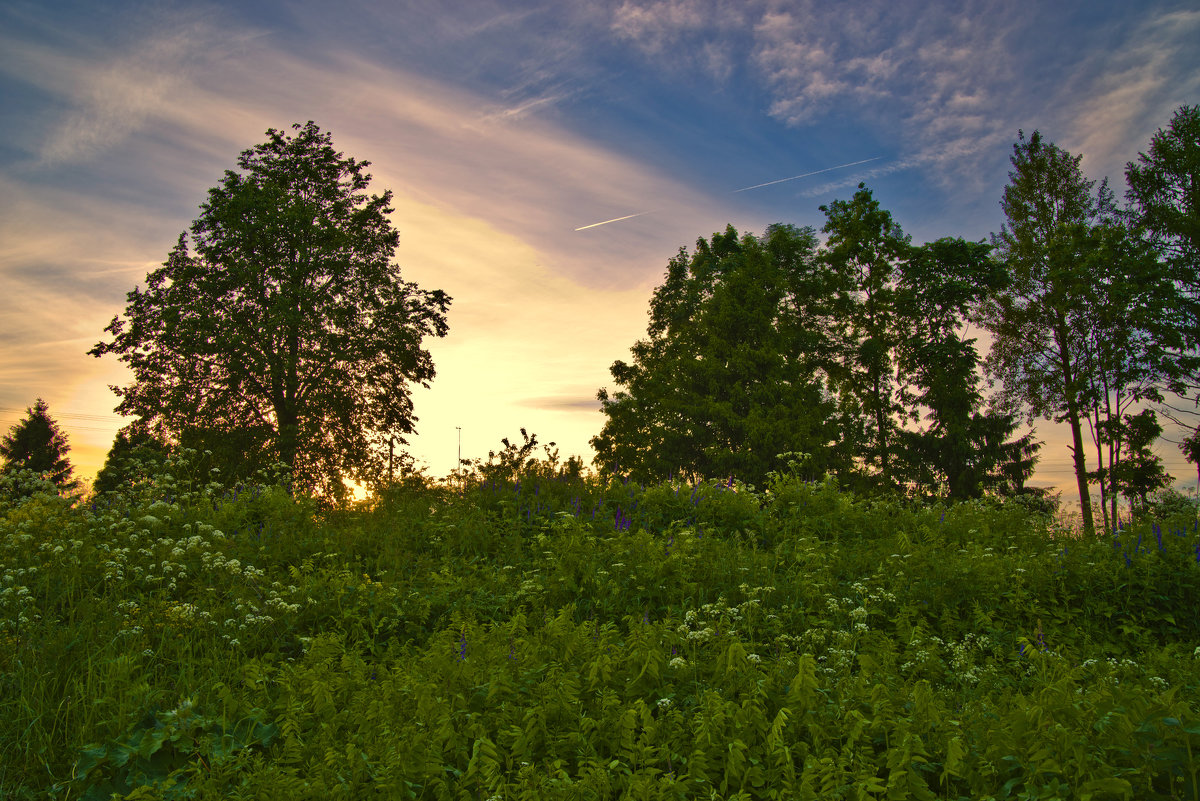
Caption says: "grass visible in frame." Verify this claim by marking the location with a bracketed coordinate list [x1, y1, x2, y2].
[2, 459, 1199, 799]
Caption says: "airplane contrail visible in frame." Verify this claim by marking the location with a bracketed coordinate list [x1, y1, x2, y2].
[574, 156, 882, 231]
[574, 210, 656, 232]
[730, 156, 881, 193]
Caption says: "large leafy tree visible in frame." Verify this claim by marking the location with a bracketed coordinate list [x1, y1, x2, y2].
[0, 398, 78, 491]
[1125, 104, 1200, 471]
[1126, 104, 1200, 285]
[819, 185, 910, 488]
[894, 237, 1039, 500]
[592, 224, 840, 486]
[91, 122, 451, 499]
[981, 131, 1105, 535]
[1075, 214, 1180, 530]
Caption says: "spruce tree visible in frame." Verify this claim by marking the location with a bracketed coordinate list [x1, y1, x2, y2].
[0, 398, 78, 490]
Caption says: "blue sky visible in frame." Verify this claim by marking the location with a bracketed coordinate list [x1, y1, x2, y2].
[2, 0, 1198, 496]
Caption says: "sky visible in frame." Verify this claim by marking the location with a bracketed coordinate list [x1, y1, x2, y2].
[1, 0, 1198, 499]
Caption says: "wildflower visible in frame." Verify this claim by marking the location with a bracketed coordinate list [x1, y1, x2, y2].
[457, 628, 468, 662]
[669, 656, 687, 669]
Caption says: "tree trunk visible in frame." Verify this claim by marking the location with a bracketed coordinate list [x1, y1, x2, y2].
[1091, 405, 1109, 533]
[1056, 317, 1095, 536]
[276, 409, 299, 482]
[1066, 408, 1095, 536]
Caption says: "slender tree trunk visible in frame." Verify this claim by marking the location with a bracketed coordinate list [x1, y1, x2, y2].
[1107, 387, 1120, 530]
[1058, 326, 1095, 536]
[1090, 405, 1109, 533]
[1067, 408, 1095, 536]
[873, 368, 889, 481]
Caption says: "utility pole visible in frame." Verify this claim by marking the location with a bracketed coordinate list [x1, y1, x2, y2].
[456, 427, 462, 478]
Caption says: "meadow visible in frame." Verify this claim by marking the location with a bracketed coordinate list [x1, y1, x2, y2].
[2, 456, 1199, 800]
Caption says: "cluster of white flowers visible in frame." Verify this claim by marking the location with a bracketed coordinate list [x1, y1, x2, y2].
[0, 568, 38, 632]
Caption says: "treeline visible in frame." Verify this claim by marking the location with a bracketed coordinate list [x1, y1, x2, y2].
[594, 107, 1200, 535]
[1, 109, 1197, 531]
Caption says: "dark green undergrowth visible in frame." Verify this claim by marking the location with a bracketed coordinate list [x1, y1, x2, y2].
[2, 461, 1199, 799]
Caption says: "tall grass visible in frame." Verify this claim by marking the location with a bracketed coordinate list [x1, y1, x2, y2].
[2, 461, 1198, 799]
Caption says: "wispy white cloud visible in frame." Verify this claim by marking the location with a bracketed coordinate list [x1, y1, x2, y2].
[0, 14, 261, 166]
[611, 0, 708, 49]
[753, 1, 1023, 187]
[0, 9, 746, 476]
[610, 0, 1197, 201]
[1063, 9, 1200, 183]
[609, 0, 749, 82]
[479, 91, 572, 124]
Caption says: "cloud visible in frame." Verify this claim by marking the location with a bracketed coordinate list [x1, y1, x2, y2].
[609, 0, 748, 81]
[479, 91, 572, 124]
[0, 12, 261, 166]
[519, 394, 604, 412]
[1, 10, 752, 476]
[1062, 9, 1200, 183]
[743, 1, 1200, 200]
[765, 3, 1020, 176]
[611, 0, 708, 49]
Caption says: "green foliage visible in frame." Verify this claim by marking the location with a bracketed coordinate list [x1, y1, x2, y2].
[466, 428, 583, 484]
[69, 698, 277, 800]
[593, 223, 840, 487]
[4, 457, 1200, 800]
[89, 121, 451, 501]
[93, 425, 171, 496]
[982, 130, 1112, 536]
[0, 398, 78, 493]
[1126, 104, 1200, 489]
[819, 184, 911, 488]
[1094, 409, 1174, 517]
[895, 237, 1039, 500]
[1126, 104, 1200, 289]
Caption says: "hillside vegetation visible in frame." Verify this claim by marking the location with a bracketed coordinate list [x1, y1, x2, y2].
[2, 458, 1199, 800]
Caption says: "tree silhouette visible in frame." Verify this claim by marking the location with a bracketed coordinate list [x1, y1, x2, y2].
[819, 185, 910, 488]
[1, 398, 78, 491]
[90, 122, 450, 500]
[593, 224, 839, 486]
[981, 131, 1107, 535]
[92, 425, 170, 495]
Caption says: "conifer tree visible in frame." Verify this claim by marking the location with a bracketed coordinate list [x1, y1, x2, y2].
[0, 398, 78, 490]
